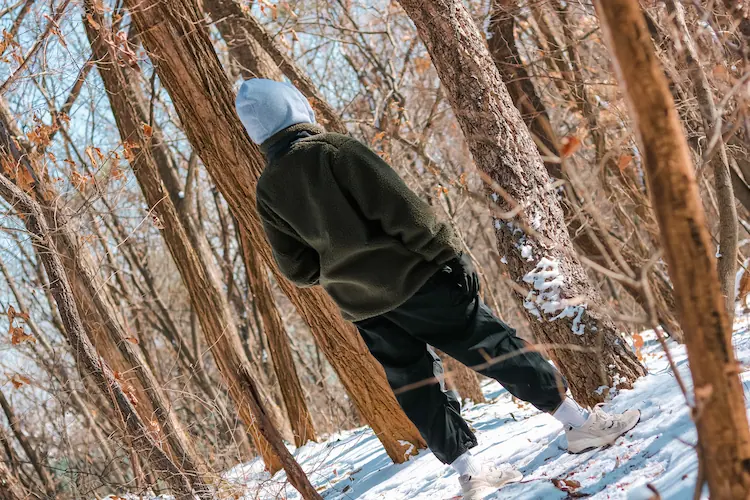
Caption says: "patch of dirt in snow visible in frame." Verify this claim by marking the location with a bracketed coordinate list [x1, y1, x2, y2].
[109, 317, 750, 500]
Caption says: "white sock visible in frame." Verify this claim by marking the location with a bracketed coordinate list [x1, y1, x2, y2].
[553, 397, 589, 428]
[451, 450, 482, 477]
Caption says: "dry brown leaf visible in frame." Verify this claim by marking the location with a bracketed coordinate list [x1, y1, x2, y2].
[85, 146, 99, 167]
[560, 136, 582, 158]
[125, 336, 139, 345]
[564, 479, 581, 489]
[617, 155, 633, 172]
[142, 123, 153, 138]
[7, 305, 15, 326]
[633, 333, 645, 361]
[739, 268, 750, 305]
[10, 373, 31, 389]
[10, 326, 35, 345]
[86, 13, 101, 30]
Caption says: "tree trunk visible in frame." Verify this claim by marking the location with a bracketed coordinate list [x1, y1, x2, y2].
[0, 98, 210, 496]
[240, 227, 318, 446]
[595, 1, 750, 497]
[201, 0, 345, 133]
[84, 3, 305, 479]
[396, 0, 645, 406]
[0, 460, 27, 500]
[0, 389, 56, 497]
[665, 0, 738, 321]
[487, 0, 684, 341]
[202, 0, 282, 81]
[0, 174, 202, 500]
[438, 352, 486, 404]
[0, 256, 126, 483]
[124, 0, 425, 463]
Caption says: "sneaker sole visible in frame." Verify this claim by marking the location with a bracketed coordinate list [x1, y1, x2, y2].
[567, 411, 641, 455]
[462, 474, 523, 499]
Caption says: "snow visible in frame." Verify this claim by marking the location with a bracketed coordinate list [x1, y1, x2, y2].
[103, 318, 750, 500]
[522, 258, 566, 315]
[519, 244, 534, 261]
[522, 257, 590, 335]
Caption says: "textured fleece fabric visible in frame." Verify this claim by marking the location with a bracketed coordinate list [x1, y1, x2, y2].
[235, 78, 317, 145]
[254, 123, 461, 321]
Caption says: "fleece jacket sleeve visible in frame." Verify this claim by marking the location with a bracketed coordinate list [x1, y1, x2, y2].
[332, 138, 458, 263]
[256, 198, 320, 287]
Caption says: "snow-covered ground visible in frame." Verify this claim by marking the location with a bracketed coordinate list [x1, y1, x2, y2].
[109, 316, 750, 499]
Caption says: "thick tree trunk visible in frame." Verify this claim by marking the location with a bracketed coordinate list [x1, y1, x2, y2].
[0, 99, 209, 494]
[0, 389, 55, 497]
[124, 0, 425, 463]
[0, 174, 202, 500]
[0, 460, 27, 500]
[84, 3, 306, 479]
[190, 1, 318, 444]
[595, 1, 750, 497]
[665, 0, 738, 320]
[487, 0, 684, 341]
[240, 227, 318, 446]
[396, 0, 645, 406]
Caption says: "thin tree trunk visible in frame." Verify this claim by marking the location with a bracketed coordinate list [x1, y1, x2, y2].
[124, 0, 426, 463]
[240, 227, 318, 446]
[438, 352, 486, 404]
[665, 0, 738, 320]
[595, 1, 750, 497]
[202, 0, 282, 81]
[0, 98, 210, 496]
[0, 175, 201, 500]
[0, 390, 55, 498]
[0, 460, 27, 500]
[396, 0, 645, 406]
[201, 0, 345, 133]
[0, 258, 126, 484]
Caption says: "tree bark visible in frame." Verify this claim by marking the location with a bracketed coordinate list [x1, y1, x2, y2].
[0, 174, 202, 500]
[438, 352, 486, 404]
[201, 0, 345, 133]
[190, 1, 318, 445]
[595, 1, 750, 497]
[396, 0, 645, 405]
[0, 460, 27, 500]
[0, 389, 55, 498]
[0, 98, 210, 496]
[124, 0, 425, 463]
[240, 227, 318, 446]
[84, 3, 307, 479]
[202, 0, 282, 81]
[487, 0, 684, 341]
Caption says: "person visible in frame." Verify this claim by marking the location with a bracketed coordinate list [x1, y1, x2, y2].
[236, 78, 640, 499]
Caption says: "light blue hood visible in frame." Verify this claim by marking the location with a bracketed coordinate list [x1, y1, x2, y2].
[235, 78, 316, 145]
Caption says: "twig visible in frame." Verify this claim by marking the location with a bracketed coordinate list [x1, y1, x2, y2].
[0, 0, 73, 95]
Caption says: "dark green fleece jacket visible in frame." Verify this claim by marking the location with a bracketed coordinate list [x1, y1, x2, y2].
[256, 123, 460, 322]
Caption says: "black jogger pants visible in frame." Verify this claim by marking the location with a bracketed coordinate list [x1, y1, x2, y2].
[355, 256, 567, 464]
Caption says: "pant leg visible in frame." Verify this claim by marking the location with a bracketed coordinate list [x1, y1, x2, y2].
[386, 261, 567, 413]
[355, 314, 477, 464]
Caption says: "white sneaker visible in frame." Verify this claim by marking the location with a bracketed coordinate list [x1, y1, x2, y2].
[566, 404, 640, 454]
[458, 464, 523, 499]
